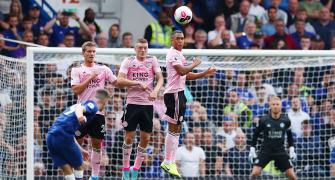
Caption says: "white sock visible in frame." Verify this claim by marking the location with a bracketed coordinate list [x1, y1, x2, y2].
[64, 174, 75, 180]
[74, 170, 83, 178]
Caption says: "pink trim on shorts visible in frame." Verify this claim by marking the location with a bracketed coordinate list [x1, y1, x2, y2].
[162, 114, 178, 124]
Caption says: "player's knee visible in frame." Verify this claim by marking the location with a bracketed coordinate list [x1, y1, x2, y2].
[251, 169, 261, 177]
[124, 135, 134, 145]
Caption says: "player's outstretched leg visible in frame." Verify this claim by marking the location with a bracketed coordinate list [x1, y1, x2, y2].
[250, 166, 262, 180]
[89, 138, 102, 180]
[130, 131, 150, 180]
[285, 168, 297, 180]
[161, 122, 181, 178]
[122, 131, 136, 180]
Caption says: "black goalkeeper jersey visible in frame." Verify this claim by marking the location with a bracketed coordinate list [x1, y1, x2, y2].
[251, 114, 294, 154]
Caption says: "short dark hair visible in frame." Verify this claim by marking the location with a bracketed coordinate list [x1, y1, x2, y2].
[171, 30, 183, 38]
[268, 6, 278, 12]
[295, 19, 306, 25]
[96, 89, 110, 99]
[64, 32, 74, 37]
[23, 16, 32, 22]
[111, 24, 119, 30]
[136, 38, 148, 44]
[301, 35, 311, 40]
[122, 32, 133, 39]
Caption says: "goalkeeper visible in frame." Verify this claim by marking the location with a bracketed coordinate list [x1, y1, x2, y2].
[249, 96, 297, 180]
[46, 89, 109, 180]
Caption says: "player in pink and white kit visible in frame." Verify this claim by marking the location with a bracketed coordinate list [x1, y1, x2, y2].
[118, 38, 164, 180]
[160, 30, 216, 178]
[71, 41, 146, 180]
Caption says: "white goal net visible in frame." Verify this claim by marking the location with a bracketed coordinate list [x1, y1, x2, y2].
[1, 48, 335, 179]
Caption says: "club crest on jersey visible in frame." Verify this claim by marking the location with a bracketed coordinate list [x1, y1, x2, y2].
[280, 123, 285, 128]
[145, 63, 152, 68]
[267, 124, 271, 128]
[75, 130, 81, 137]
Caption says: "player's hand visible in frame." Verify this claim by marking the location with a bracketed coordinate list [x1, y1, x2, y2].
[78, 116, 87, 125]
[148, 90, 158, 101]
[248, 147, 257, 164]
[90, 69, 100, 79]
[289, 146, 297, 162]
[192, 57, 201, 67]
[205, 67, 216, 77]
[82, 149, 90, 161]
[138, 82, 148, 91]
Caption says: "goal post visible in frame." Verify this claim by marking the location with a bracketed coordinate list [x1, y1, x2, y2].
[19, 47, 335, 179]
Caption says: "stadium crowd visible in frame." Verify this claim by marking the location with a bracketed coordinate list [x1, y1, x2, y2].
[1, 0, 335, 179]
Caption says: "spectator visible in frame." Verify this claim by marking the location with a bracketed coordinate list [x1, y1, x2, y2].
[264, 19, 297, 49]
[183, 23, 195, 48]
[120, 32, 133, 48]
[107, 24, 121, 48]
[8, 0, 23, 22]
[295, 120, 324, 177]
[37, 33, 49, 46]
[261, 6, 279, 36]
[228, 0, 256, 35]
[249, 71, 277, 101]
[208, 15, 236, 48]
[212, 29, 238, 49]
[249, 0, 266, 20]
[83, 8, 101, 33]
[299, 0, 324, 19]
[186, 29, 207, 49]
[95, 32, 108, 48]
[185, 1, 204, 28]
[190, 122, 203, 146]
[44, 11, 91, 47]
[288, 8, 316, 34]
[312, 7, 335, 49]
[320, 109, 335, 176]
[14, 30, 33, 58]
[286, 0, 299, 27]
[263, 0, 289, 10]
[34, 105, 43, 163]
[261, 0, 288, 25]
[287, 96, 311, 137]
[0, 10, 9, 31]
[320, 99, 333, 124]
[28, 3, 45, 36]
[310, 34, 325, 50]
[0, 113, 14, 175]
[300, 35, 312, 50]
[34, 162, 45, 176]
[201, 129, 224, 176]
[224, 132, 251, 177]
[282, 83, 309, 113]
[229, 73, 255, 106]
[144, 11, 173, 48]
[216, 112, 241, 149]
[61, 32, 75, 47]
[292, 67, 313, 97]
[236, 22, 257, 49]
[290, 20, 315, 49]
[78, 23, 96, 45]
[20, 16, 33, 36]
[176, 132, 206, 178]
[221, 0, 240, 21]
[253, 31, 265, 48]
[2, 15, 21, 57]
[250, 86, 270, 125]
[194, 0, 224, 31]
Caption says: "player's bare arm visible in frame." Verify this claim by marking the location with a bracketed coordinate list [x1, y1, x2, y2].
[186, 67, 216, 80]
[173, 57, 201, 76]
[75, 105, 87, 125]
[148, 71, 164, 101]
[72, 70, 100, 95]
[117, 72, 148, 90]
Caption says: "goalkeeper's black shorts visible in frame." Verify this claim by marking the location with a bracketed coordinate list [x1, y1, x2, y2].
[75, 114, 105, 139]
[254, 152, 293, 172]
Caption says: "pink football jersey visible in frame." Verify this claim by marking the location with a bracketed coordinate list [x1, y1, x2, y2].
[119, 56, 161, 105]
[71, 64, 117, 103]
[164, 47, 187, 94]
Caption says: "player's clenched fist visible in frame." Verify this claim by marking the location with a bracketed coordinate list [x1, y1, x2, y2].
[192, 57, 202, 67]
[148, 90, 158, 101]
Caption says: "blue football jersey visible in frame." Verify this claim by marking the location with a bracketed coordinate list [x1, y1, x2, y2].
[48, 100, 98, 138]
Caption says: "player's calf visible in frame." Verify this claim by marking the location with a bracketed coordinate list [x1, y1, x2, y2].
[250, 166, 262, 179]
[285, 168, 297, 180]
